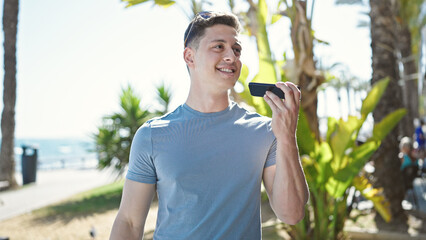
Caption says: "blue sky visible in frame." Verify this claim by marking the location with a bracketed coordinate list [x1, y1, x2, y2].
[0, 0, 372, 139]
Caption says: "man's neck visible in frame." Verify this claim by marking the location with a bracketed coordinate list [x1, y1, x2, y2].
[185, 89, 230, 113]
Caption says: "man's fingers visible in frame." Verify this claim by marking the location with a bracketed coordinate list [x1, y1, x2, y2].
[264, 82, 301, 114]
[286, 83, 301, 104]
[276, 82, 300, 107]
[264, 91, 279, 112]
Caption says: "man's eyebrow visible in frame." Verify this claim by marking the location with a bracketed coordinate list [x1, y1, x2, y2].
[210, 39, 242, 47]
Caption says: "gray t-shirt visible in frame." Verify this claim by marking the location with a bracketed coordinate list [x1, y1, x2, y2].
[127, 102, 277, 239]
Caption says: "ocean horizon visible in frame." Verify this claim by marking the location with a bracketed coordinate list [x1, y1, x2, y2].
[8, 138, 98, 171]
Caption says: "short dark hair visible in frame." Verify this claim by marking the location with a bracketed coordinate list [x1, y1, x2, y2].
[183, 11, 241, 49]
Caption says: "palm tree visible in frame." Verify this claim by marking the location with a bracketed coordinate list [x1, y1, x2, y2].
[395, 0, 424, 137]
[94, 85, 151, 175]
[369, 0, 406, 228]
[155, 82, 173, 116]
[285, 0, 324, 141]
[0, 0, 19, 189]
[337, 0, 425, 136]
[397, 21, 419, 137]
[93, 84, 172, 176]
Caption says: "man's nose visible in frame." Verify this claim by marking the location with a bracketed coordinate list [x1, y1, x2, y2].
[223, 48, 237, 63]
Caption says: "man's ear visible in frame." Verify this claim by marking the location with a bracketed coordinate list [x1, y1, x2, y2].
[183, 47, 195, 68]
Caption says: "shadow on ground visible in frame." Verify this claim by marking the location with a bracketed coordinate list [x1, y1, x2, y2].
[30, 181, 123, 224]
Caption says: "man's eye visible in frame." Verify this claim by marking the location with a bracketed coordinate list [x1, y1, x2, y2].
[234, 48, 242, 55]
[214, 45, 223, 49]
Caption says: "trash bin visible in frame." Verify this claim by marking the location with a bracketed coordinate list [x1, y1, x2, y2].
[21, 145, 38, 185]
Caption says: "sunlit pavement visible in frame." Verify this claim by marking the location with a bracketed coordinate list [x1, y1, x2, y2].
[0, 167, 117, 221]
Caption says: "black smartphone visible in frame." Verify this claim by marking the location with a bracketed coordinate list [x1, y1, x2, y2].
[249, 82, 285, 99]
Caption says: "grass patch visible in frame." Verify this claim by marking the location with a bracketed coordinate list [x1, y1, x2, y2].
[32, 180, 124, 220]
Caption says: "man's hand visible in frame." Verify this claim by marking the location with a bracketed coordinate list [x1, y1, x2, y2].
[263, 82, 300, 142]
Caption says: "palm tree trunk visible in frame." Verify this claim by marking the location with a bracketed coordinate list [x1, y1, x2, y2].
[369, 0, 406, 229]
[290, 0, 323, 141]
[397, 22, 419, 137]
[0, 0, 19, 189]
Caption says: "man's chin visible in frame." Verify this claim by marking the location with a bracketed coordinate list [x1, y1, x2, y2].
[225, 79, 239, 90]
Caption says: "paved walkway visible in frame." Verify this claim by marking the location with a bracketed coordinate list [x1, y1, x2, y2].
[0, 168, 117, 221]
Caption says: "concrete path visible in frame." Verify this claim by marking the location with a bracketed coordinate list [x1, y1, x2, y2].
[0, 168, 117, 221]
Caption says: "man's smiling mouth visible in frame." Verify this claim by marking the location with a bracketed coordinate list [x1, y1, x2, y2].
[218, 68, 235, 73]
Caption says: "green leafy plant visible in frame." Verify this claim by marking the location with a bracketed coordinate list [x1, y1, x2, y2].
[93, 83, 172, 175]
[239, 76, 405, 239]
[292, 78, 405, 239]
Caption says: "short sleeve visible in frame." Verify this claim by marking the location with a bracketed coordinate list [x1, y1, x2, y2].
[264, 138, 277, 168]
[126, 122, 157, 184]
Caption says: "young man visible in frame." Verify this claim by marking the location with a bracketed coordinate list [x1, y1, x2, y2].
[110, 11, 309, 239]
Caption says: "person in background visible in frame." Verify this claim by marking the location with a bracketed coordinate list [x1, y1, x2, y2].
[399, 137, 419, 192]
[109, 11, 309, 240]
[413, 118, 425, 160]
[399, 137, 418, 170]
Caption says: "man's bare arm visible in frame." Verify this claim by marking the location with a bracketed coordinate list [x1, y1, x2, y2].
[262, 82, 309, 225]
[110, 179, 156, 240]
[263, 144, 309, 225]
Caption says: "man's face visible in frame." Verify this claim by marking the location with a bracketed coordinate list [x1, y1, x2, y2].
[189, 24, 242, 92]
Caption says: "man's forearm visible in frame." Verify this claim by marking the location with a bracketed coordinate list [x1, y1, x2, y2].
[110, 180, 155, 239]
[270, 138, 309, 224]
[110, 215, 144, 240]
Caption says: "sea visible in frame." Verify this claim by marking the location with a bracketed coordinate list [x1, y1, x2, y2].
[12, 138, 98, 172]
